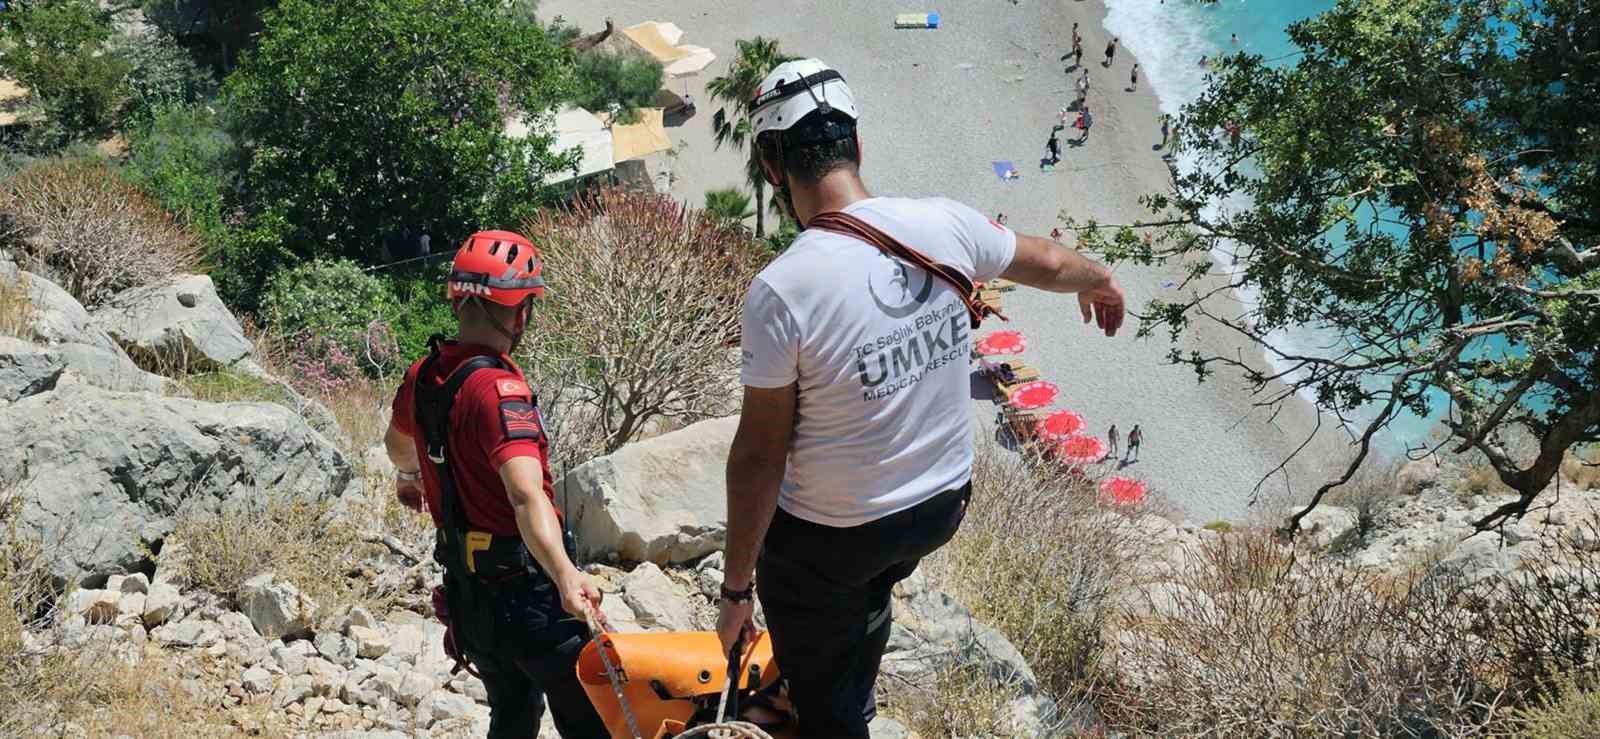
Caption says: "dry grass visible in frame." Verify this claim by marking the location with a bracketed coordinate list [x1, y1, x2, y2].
[890, 663, 1032, 739]
[0, 488, 66, 737]
[0, 156, 201, 308]
[1558, 445, 1600, 490]
[922, 439, 1140, 702]
[1323, 460, 1402, 533]
[0, 268, 30, 338]
[1097, 527, 1530, 737]
[1461, 463, 1515, 498]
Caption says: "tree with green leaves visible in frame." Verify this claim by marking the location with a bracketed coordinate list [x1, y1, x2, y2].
[707, 37, 794, 238]
[140, 0, 276, 73]
[571, 50, 664, 124]
[222, 0, 578, 284]
[1079, 0, 1600, 533]
[703, 186, 755, 229]
[0, 0, 131, 146]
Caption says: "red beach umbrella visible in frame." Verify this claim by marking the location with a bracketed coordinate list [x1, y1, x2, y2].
[1006, 380, 1058, 410]
[1055, 434, 1107, 466]
[975, 330, 1028, 356]
[1098, 475, 1149, 507]
[1036, 410, 1086, 442]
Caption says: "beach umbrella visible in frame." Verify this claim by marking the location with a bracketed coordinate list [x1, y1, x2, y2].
[1098, 475, 1149, 507]
[1006, 380, 1058, 410]
[1055, 434, 1107, 466]
[1035, 410, 1086, 442]
[975, 330, 1028, 356]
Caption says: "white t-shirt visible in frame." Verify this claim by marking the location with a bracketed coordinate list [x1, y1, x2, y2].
[740, 196, 1018, 527]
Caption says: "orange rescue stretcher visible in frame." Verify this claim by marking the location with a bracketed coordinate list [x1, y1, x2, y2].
[577, 631, 797, 739]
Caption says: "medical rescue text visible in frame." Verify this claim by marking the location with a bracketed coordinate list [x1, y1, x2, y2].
[854, 300, 969, 402]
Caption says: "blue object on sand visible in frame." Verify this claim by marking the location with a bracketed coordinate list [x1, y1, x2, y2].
[894, 12, 940, 29]
[928, 12, 940, 27]
[992, 160, 1017, 182]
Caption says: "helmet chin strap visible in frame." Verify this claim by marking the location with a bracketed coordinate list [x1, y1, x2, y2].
[467, 297, 529, 354]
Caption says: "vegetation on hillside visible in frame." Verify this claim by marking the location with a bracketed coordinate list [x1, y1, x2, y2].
[1080, 0, 1600, 532]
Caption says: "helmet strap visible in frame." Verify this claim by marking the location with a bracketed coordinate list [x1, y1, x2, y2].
[464, 296, 528, 354]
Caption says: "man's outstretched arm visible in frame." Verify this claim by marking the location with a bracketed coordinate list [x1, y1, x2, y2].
[1002, 233, 1126, 336]
[717, 383, 797, 652]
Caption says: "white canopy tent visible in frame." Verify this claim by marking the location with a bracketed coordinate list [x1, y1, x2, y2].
[507, 107, 615, 186]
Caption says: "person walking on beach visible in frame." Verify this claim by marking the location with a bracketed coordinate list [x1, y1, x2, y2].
[1071, 22, 1080, 49]
[1103, 37, 1118, 67]
[1075, 68, 1090, 108]
[1107, 424, 1120, 459]
[1160, 114, 1171, 148]
[1041, 127, 1061, 169]
[1129, 63, 1141, 92]
[720, 57, 1127, 739]
[1125, 424, 1143, 462]
[1075, 106, 1091, 143]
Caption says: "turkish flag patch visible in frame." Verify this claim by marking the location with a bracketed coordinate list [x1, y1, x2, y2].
[499, 399, 543, 441]
[496, 378, 531, 398]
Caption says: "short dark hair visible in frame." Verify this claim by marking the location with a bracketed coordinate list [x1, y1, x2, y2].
[756, 111, 860, 184]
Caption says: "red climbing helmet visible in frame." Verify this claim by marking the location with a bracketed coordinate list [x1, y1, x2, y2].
[447, 230, 546, 306]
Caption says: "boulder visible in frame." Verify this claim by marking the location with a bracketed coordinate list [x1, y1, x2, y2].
[419, 690, 475, 727]
[348, 624, 390, 659]
[91, 274, 252, 373]
[619, 563, 695, 631]
[1397, 459, 1442, 495]
[142, 582, 182, 627]
[559, 416, 738, 564]
[0, 337, 65, 402]
[118, 573, 150, 595]
[881, 572, 1053, 735]
[316, 631, 359, 667]
[241, 574, 318, 640]
[867, 716, 911, 739]
[66, 588, 121, 625]
[1295, 505, 1360, 551]
[11, 268, 164, 394]
[4, 381, 356, 582]
[153, 620, 219, 648]
[241, 665, 274, 694]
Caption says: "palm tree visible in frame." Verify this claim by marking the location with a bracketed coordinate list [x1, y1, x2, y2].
[703, 187, 755, 228]
[706, 37, 793, 238]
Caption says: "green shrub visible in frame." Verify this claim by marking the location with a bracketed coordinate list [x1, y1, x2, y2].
[209, 209, 296, 314]
[123, 103, 235, 242]
[111, 31, 217, 123]
[383, 268, 457, 362]
[262, 258, 397, 357]
[571, 50, 664, 124]
[1202, 520, 1233, 534]
[0, 0, 130, 147]
[1515, 674, 1600, 738]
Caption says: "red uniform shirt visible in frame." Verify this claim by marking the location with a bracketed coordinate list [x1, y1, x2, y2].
[391, 341, 557, 536]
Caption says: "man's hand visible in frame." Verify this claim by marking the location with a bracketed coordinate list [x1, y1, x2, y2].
[557, 568, 603, 619]
[396, 477, 424, 512]
[716, 597, 757, 655]
[1077, 278, 1126, 337]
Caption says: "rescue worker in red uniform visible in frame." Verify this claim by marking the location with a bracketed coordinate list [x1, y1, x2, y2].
[384, 230, 608, 739]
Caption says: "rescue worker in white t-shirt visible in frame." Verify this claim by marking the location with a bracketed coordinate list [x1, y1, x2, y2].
[715, 58, 1126, 739]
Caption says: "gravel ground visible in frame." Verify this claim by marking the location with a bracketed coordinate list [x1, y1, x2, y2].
[541, 0, 1348, 522]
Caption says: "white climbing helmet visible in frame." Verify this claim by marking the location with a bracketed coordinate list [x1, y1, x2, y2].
[750, 58, 859, 137]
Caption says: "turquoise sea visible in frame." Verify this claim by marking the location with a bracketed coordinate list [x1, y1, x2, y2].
[1105, 0, 1448, 455]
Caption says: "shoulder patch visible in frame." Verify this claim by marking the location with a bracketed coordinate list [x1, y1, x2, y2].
[499, 399, 543, 442]
[495, 378, 531, 399]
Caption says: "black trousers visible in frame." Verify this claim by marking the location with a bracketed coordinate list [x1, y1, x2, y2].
[757, 482, 971, 739]
[441, 531, 608, 739]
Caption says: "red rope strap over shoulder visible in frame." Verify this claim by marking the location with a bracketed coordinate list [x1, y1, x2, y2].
[808, 211, 1008, 329]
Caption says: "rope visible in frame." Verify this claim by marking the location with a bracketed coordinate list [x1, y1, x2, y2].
[672, 721, 775, 739]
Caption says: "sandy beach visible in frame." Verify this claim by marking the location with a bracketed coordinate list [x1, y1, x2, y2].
[542, 0, 1346, 522]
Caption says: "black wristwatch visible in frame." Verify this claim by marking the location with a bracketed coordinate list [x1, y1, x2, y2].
[719, 583, 754, 603]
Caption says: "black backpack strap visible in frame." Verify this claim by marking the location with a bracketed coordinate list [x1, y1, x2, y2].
[413, 335, 509, 533]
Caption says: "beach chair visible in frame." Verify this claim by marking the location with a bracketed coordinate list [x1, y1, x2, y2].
[976, 288, 1004, 307]
[985, 278, 1019, 292]
[1000, 406, 1048, 448]
[989, 362, 1041, 400]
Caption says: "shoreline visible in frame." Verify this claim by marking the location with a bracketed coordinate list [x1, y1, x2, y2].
[540, 0, 1346, 521]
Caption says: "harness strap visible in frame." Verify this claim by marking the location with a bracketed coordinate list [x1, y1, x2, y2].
[808, 210, 1008, 329]
[414, 335, 509, 532]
